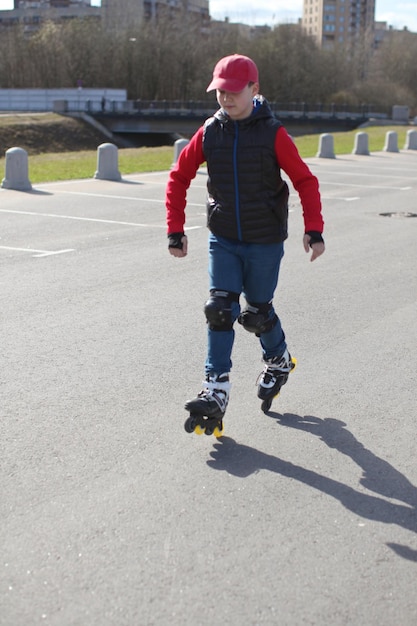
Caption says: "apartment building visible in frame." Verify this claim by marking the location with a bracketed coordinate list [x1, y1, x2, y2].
[302, 0, 376, 48]
[13, 0, 93, 6]
[0, 0, 209, 33]
[0, 1, 100, 33]
[101, 0, 209, 30]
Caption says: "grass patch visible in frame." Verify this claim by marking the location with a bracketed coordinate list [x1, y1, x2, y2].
[294, 125, 411, 157]
[0, 112, 61, 127]
[22, 146, 174, 183]
[0, 124, 413, 183]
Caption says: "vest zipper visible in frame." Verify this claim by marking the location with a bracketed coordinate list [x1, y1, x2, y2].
[233, 122, 242, 241]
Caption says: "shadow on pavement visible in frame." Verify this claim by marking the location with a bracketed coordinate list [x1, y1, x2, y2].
[8, 188, 53, 195]
[207, 413, 417, 562]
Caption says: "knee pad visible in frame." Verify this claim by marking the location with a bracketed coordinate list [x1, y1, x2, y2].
[204, 289, 239, 331]
[238, 301, 278, 336]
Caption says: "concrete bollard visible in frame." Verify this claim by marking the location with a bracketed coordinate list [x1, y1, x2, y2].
[404, 129, 417, 150]
[383, 131, 399, 153]
[316, 133, 335, 159]
[392, 105, 409, 123]
[94, 143, 121, 181]
[172, 138, 189, 167]
[352, 132, 370, 155]
[1, 147, 32, 191]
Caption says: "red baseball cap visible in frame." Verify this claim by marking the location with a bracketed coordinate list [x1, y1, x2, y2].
[206, 54, 259, 93]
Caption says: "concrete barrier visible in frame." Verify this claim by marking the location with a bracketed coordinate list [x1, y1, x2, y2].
[1, 147, 32, 191]
[352, 132, 370, 155]
[392, 105, 409, 123]
[94, 143, 121, 181]
[404, 129, 417, 150]
[172, 139, 189, 167]
[316, 133, 335, 159]
[383, 131, 399, 153]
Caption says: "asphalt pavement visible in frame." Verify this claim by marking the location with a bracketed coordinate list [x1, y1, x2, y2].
[2, 148, 417, 626]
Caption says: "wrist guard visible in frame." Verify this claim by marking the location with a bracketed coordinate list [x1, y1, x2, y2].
[306, 231, 324, 247]
[168, 232, 185, 250]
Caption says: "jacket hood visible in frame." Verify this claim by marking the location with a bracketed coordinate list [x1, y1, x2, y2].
[214, 95, 273, 125]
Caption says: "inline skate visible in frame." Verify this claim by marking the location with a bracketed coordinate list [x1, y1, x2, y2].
[184, 373, 230, 438]
[257, 349, 297, 413]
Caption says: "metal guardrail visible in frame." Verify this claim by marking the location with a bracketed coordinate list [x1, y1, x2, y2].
[65, 99, 388, 120]
[129, 100, 384, 117]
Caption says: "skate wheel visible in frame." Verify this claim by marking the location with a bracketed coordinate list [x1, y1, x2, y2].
[213, 424, 224, 438]
[194, 424, 205, 435]
[184, 415, 198, 433]
[204, 423, 214, 436]
[261, 398, 273, 414]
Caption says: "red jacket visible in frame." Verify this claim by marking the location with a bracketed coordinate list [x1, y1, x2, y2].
[166, 120, 324, 237]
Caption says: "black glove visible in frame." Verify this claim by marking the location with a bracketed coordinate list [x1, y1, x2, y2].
[305, 231, 324, 247]
[168, 232, 185, 250]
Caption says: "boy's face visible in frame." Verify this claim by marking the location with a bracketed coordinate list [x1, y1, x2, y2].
[216, 82, 259, 120]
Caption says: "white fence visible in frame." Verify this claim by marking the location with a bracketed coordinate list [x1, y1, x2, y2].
[0, 88, 127, 113]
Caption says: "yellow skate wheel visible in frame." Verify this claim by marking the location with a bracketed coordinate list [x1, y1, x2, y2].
[213, 425, 224, 438]
[291, 357, 297, 371]
[194, 424, 205, 435]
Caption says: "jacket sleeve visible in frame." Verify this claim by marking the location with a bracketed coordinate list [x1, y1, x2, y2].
[275, 127, 324, 233]
[166, 127, 205, 234]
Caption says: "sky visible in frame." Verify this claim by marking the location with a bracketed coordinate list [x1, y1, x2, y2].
[0, 1, 415, 33]
[208, 0, 417, 32]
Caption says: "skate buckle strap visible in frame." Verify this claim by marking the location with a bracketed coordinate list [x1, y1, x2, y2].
[200, 379, 230, 412]
[256, 353, 296, 386]
[256, 369, 284, 389]
[263, 350, 293, 372]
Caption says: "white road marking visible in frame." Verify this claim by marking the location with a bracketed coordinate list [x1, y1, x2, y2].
[0, 208, 202, 260]
[290, 192, 360, 201]
[319, 196, 360, 201]
[45, 190, 206, 207]
[321, 182, 412, 191]
[0, 208, 166, 227]
[59, 191, 164, 202]
[0, 245, 74, 257]
[34, 249, 75, 258]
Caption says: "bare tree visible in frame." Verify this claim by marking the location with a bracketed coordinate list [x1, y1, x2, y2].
[0, 16, 416, 114]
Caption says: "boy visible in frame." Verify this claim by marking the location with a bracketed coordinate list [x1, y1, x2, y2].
[166, 54, 325, 432]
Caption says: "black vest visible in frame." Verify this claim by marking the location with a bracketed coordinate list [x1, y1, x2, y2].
[202, 97, 289, 244]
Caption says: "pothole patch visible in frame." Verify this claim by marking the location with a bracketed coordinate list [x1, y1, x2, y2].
[379, 212, 417, 218]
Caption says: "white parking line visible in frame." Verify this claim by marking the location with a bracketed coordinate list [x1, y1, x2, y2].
[49, 190, 206, 208]
[0, 208, 202, 233]
[321, 196, 360, 201]
[321, 182, 412, 191]
[59, 191, 165, 202]
[289, 192, 359, 201]
[0, 208, 166, 227]
[0, 245, 74, 258]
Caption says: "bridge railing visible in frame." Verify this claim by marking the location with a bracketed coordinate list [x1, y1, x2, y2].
[57, 97, 388, 120]
[106, 100, 388, 120]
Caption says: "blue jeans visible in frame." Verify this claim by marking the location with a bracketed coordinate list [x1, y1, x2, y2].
[205, 233, 287, 375]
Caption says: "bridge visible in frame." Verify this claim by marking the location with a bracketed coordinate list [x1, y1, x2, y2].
[83, 100, 389, 145]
